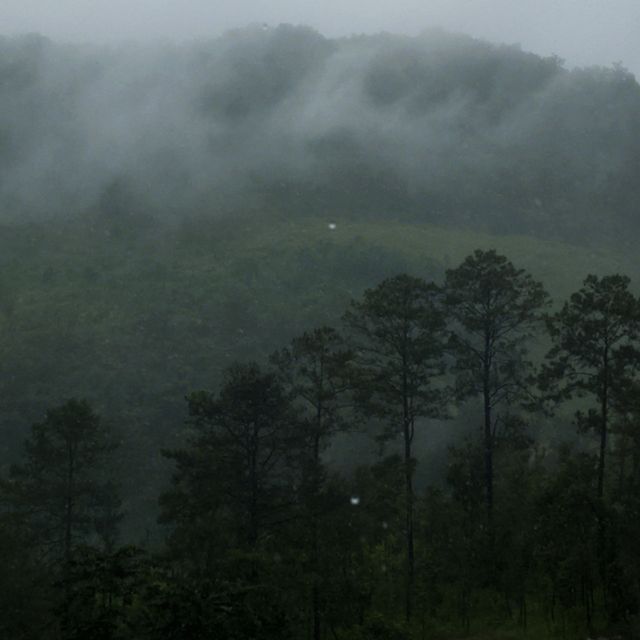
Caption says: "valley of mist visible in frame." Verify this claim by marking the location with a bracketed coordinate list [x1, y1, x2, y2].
[1, 24, 640, 538]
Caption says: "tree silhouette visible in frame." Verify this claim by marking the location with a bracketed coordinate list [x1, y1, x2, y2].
[444, 250, 548, 520]
[1, 398, 118, 566]
[543, 274, 640, 498]
[344, 274, 447, 621]
[271, 326, 354, 640]
[162, 362, 299, 552]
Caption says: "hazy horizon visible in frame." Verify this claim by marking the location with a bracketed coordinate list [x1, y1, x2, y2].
[3, 0, 640, 75]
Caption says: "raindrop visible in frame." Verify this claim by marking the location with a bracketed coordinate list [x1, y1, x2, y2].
[350, 496, 360, 506]
[328, 223, 337, 230]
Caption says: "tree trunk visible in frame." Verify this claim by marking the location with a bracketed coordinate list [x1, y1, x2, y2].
[310, 354, 327, 640]
[483, 386, 493, 521]
[401, 349, 415, 623]
[62, 441, 76, 639]
[248, 429, 259, 548]
[597, 354, 608, 499]
[64, 443, 75, 566]
[404, 414, 414, 622]
[312, 424, 322, 640]
[483, 335, 493, 522]
[616, 425, 628, 498]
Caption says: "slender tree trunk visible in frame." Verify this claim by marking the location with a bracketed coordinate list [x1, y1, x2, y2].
[617, 425, 628, 498]
[312, 579, 320, 640]
[483, 385, 493, 520]
[400, 347, 415, 623]
[483, 335, 493, 522]
[248, 429, 259, 548]
[309, 357, 327, 640]
[312, 423, 322, 640]
[519, 593, 527, 630]
[404, 413, 414, 623]
[597, 354, 609, 499]
[62, 442, 76, 639]
[595, 353, 610, 614]
[64, 444, 75, 566]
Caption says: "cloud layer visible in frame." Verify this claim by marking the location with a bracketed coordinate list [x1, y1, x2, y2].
[1, 27, 639, 243]
[3, 0, 640, 74]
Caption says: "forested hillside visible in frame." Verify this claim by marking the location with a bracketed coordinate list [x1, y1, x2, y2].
[1, 212, 636, 526]
[4, 240, 640, 639]
[1, 26, 639, 242]
[2, 24, 640, 640]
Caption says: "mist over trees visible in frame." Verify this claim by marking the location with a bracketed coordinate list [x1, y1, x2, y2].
[1, 25, 640, 244]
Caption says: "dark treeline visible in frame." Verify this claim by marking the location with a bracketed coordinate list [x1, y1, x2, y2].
[1, 26, 640, 245]
[3, 250, 640, 639]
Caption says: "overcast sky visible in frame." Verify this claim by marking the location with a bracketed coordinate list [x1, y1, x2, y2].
[3, 0, 640, 74]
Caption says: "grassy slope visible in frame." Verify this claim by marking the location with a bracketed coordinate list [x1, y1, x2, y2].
[0, 211, 636, 540]
[239, 215, 639, 297]
[2, 211, 636, 437]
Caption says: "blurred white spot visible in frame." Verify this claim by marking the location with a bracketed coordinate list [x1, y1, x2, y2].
[382, 521, 388, 529]
[328, 223, 337, 230]
[350, 496, 360, 506]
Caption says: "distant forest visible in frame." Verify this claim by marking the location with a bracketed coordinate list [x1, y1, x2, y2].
[0, 25, 639, 244]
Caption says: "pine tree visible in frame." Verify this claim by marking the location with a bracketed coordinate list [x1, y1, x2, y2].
[271, 326, 354, 640]
[444, 250, 548, 520]
[344, 274, 447, 621]
[543, 274, 640, 499]
[1, 398, 118, 566]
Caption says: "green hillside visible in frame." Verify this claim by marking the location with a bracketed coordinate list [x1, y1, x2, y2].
[1, 212, 636, 469]
[2, 210, 638, 638]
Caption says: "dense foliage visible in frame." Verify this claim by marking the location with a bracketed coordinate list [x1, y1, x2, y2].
[3, 251, 640, 639]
